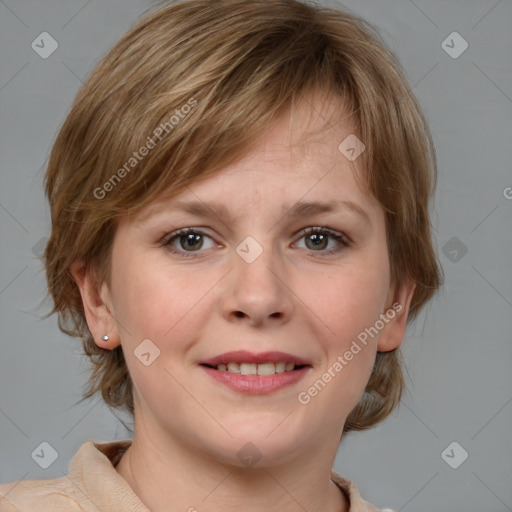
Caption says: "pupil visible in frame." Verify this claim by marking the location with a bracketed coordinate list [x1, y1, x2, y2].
[308, 233, 327, 250]
[182, 233, 202, 250]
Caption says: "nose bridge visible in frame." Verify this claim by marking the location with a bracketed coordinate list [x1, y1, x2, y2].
[222, 233, 292, 325]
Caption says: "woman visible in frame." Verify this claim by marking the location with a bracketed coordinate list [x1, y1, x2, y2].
[0, 0, 442, 510]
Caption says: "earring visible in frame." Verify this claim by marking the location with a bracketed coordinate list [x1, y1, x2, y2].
[101, 335, 109, 342]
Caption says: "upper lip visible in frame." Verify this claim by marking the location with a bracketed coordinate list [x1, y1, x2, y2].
[200, 350, 311, 366]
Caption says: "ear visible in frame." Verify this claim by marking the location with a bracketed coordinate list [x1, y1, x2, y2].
[377, 278, 416, 352]
[70, 260, 121, 350]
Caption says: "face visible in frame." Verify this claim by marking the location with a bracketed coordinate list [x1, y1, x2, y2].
[76, 94, 414, 468]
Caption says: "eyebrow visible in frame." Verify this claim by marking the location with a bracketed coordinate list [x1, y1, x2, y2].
[166, 199, 371, 227]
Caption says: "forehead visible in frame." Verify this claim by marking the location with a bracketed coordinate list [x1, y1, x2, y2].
[255, 90, 359, 157]
[133, 90, 377, 222]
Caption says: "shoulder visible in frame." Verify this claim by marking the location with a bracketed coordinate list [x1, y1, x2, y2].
[0, 476, 82, 512]
[331, 470, 395, 512]
[0, 439, 136, 512]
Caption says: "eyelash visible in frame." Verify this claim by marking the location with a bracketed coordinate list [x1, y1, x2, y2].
[161, 227, 350, 258]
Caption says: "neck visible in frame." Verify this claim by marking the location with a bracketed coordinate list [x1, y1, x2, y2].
[115, 427, 349, 512]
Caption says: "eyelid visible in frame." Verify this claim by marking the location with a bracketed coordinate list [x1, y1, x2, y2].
[295, 226, 351, 245]
[292, 226, 350, 256]
[160, 227, 218, 251]
[160, 227, 213, 243]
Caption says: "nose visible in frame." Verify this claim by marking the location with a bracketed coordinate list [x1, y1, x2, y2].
[220, 241, 294, 327]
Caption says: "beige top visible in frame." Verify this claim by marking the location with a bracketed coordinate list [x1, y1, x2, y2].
[0, 440, 394, 511]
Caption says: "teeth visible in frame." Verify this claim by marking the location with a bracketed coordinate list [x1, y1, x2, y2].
[257, 363, 275, 376]
[275, 362, 286, 373]
[240, 363, 257, 375]
[214, 362, 298, 375]
[227, 362, 240, 373]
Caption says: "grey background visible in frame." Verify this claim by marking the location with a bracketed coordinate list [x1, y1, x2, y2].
[0, 0, 511, 510]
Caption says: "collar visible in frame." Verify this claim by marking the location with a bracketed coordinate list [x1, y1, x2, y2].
[69, 440, 379, 511]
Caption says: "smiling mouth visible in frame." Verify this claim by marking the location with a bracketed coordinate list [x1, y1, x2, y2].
[200, 359, 311, 394]
[200, 362, 309, 376]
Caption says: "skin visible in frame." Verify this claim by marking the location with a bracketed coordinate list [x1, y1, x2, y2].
[72, 92, 415, 512]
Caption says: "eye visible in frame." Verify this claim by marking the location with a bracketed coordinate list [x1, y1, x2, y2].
[162, 228, 216, 257]
[161, 226, 350, 258]
[293, 227, 350, 256]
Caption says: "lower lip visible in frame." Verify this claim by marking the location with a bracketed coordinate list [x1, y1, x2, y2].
[200, 365, 310, 395]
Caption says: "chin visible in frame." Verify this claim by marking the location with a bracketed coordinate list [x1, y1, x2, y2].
[201, 422, 308, 468]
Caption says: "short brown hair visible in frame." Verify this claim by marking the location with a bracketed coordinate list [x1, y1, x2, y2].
[43, 0, 443, 433]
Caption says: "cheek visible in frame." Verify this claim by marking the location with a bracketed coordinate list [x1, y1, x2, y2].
[109, 260, 207, 403]
[110, 255, 217, 349]
[298, 259, 388, 401]
[303, 259, 389, 342]
[300, 284, 381, 420]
